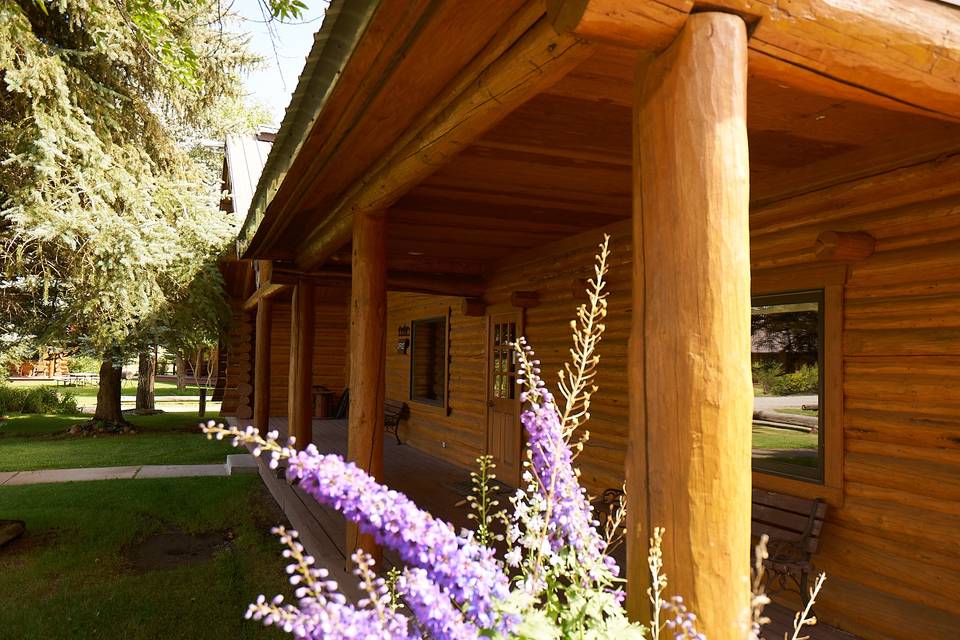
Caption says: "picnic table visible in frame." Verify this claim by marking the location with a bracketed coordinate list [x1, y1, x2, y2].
[56, 373, 99, 387]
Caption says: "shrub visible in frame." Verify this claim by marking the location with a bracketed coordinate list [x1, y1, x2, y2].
[752, 361, 783, 394]
[65, 354, 102, 374]
[753, 361, 818, 396]
[0, 384, 80, 415]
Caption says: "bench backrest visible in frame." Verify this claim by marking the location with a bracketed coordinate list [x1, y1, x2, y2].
[384, 399, 407, 422]
[751, 489, 827, 556]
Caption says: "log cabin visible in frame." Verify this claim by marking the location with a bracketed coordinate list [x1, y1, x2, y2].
[219, 1, 960, 638]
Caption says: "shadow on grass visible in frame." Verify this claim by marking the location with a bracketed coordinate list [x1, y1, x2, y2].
[0, 476, 288, 640]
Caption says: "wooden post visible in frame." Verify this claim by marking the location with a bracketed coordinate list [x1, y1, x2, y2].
[628, 13, 752, 638]
[288, 280, 316, 448]
[347, 210, 387, 565]
[253, 297, 273, 432]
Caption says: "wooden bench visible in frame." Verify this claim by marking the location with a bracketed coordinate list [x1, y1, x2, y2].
[332, 389, 407, 445]
[594, 487, 827, 607]
[384, 398, 407, 445]
[752, 489, 827, 606]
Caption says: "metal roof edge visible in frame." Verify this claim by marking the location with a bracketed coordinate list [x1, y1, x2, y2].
[236, 0, 380, 259]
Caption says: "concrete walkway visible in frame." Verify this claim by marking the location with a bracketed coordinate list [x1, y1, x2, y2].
[0, 454, 257, 487]
[753, 394, 817, 410]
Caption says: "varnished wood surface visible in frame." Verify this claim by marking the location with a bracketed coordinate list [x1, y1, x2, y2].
[547, 0, 960, 120]
[253, 297, 272, 431]
[288, 281, 315, 447]
[631, 14, 753, 636]
[347, 211, 387, 562]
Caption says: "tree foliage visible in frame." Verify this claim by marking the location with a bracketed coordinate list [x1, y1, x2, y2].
[0, 1, 273, 359]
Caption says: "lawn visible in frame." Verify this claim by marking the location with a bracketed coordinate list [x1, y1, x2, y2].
[0, 476, 288, 639]
[12, 379, 206, 398]
[751, 424, 818, 450]
[775, 407, 819, 417]
[0, 412, 238, 472]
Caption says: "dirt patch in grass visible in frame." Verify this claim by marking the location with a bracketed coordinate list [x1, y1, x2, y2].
[0, 527, 58, 561]
[127, 528, 235, 573]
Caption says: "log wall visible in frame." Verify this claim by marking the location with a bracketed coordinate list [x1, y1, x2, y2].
[385, 292, 487, 470]
[268, 292, 351, 417]
[219, 301, 254, 419]
[386, 154, 960, 638]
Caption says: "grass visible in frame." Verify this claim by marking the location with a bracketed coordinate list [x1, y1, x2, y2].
[775, 407, 819, 417]
[0, 412, 238, 472]
[0, 476, 288, 639]
[10, 379, 206, 399]
[751, 424, 818, 450]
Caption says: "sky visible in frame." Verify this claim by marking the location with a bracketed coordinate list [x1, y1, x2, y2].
[229, 0, 329, 126]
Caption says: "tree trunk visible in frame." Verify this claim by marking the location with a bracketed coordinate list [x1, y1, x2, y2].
[93, 357, 127, 426]
[175, 353, 186, 391]
[135, 347, 156, 412]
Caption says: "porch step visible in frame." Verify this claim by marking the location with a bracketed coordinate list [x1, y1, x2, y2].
[226, 454, 259, 476]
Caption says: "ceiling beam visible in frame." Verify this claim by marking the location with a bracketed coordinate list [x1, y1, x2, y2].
[547, 0, 960, 121]
[272, 266, 486, 298]
[293, 16, 595, 271]
[242, 283, 291, 312]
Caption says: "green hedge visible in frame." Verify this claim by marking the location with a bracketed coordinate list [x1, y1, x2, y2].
[0, 384, 80, 415]
[753, 362, 818, 396]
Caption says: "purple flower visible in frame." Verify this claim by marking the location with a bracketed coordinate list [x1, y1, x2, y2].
[246, 593, 413, 639]
[398, 568, 479, 640]
[521, 390, 619, 581]
[286, 447, 512, 634]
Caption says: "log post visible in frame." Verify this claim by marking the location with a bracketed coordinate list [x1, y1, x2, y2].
[628, 13, 752, 638]
[288, 280, 316, 448]
[253, 297, 273, 432]
[347, 210, 387, 565]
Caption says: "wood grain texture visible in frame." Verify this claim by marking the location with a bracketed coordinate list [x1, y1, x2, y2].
[294, 16, 595, 270]
[547, 0, 960, 120]
[288, 281, 316, 447]
[346, 211, 387, 563]
[253, 297, 273, 431]
[633, 13, 752, 636]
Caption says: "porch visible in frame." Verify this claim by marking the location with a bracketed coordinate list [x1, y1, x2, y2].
[221, 1, 960, 637]
[250, 416, 857, 640]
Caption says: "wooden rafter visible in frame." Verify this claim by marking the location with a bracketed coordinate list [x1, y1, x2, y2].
[547, 0, 960, 121]
[294, 15, 595, 271]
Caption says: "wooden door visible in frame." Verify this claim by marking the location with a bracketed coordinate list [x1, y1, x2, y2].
[486, 312, 522, 488]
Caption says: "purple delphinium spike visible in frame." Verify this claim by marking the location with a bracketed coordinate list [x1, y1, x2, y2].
[518, 341, 619, 581]
[398, 567, 480, 640]
[286, 447, 513, 634]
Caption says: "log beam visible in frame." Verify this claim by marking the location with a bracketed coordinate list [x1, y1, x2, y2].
[460, 298, 486, 317]
[548, 0, 960, 121]
[288, 281, 316, 448]
[346, 210, 387, 565]
[815, 230, 876, 262]
[271, 266, 485, 298]
[253, 297, 273, 432]
[627, 13, 752, 637]
[294, 18, 594, 271]
[242, 283, 291, 312]
[510, 290, 540, 308]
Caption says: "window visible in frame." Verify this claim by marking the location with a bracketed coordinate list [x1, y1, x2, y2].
[751, 290, 824, 483]
[410, 317, 446, 406]
[491, 320, 517, 400]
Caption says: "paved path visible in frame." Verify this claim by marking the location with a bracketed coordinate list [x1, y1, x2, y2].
[0, 455, 258, 487]
[753, 394, 817, 410]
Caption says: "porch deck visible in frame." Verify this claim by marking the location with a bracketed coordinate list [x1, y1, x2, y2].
[248, 417, 857, 640]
